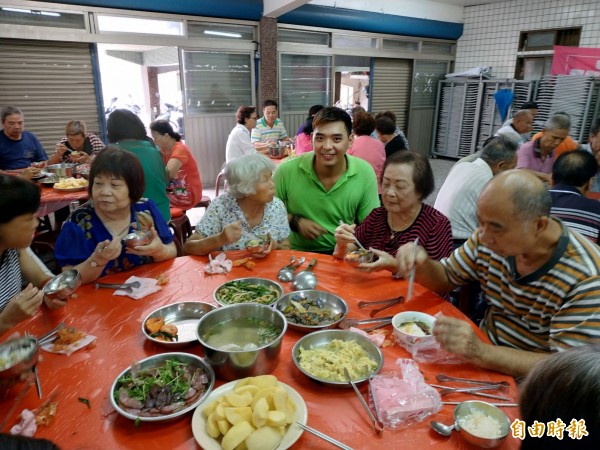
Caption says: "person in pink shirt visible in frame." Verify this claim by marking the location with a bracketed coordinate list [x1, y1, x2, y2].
[150, 120, 202, 210]
[347, 111, 386, 193]
[295, 104, 324, 155]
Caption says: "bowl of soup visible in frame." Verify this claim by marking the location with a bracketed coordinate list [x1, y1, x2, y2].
[391, 311, 436, 351]
[196, 303, 287, 381]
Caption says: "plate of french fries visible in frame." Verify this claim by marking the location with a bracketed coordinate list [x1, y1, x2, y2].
[192, 375, 307, 450]
[53, 177, 89, 191]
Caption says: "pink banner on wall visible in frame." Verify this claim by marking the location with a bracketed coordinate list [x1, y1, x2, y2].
[551, 45, 600, 76]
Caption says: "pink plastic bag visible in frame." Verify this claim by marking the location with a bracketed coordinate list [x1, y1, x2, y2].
[370, 359, 441, 429]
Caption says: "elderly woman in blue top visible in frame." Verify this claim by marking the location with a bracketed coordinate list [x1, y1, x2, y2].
[184, 154, 291, 256]
[55, 147, 176, 284]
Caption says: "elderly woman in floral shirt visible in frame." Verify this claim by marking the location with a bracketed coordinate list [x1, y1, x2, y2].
[184, 154, 290, 256]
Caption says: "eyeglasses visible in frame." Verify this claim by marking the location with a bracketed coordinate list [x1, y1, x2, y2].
[249, 116, 258, 120]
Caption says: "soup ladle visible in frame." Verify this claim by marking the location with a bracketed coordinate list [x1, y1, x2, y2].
[431, 420, 455, 437]
[292, 258, 318, 290]
[277, 257, 305, 282]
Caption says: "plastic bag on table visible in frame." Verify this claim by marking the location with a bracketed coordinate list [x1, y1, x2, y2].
[407, 312, 463, 364]
[370, 358, 441, 429]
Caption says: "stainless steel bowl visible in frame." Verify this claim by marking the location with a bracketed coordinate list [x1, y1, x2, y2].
[110, 352, 215, 422]
[122, 230, 152, 248]
[39, 176, 59, 187]
[0, 337, 39, 381]
[44, 163, 77, 178]
[213, 277, 283, 307]
[292, 329, 383, 386]
[454, 401, 510, 448]
[43, 269, 82, 301]
[344, 250, 375, 268]
[268, 144, 285, 159]
[196, 303, 287, 381]
[142, 302, 215, 348]
[274, 290, 348, 332]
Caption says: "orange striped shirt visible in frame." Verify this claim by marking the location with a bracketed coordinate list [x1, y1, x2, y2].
[441, 221, 600, 352]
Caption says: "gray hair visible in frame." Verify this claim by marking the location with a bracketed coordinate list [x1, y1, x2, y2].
[65, 120, 87, 136]
[483, 170, 552, 221]
[480, 135, 518, 165]
[225, 153, 276, 198]
[1, 105, 23, 123]
[520, 345, 600, 449]
[544, 113, 571, 132]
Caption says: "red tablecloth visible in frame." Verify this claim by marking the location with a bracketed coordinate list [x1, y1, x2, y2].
[0, 251, 520, 449]
[38, 186, 89, 217]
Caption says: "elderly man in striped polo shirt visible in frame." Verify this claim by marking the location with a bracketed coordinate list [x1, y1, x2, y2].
[397, 169, 600, 377]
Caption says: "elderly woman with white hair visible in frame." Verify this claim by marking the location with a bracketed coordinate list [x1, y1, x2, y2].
[184, 154, 291, 256]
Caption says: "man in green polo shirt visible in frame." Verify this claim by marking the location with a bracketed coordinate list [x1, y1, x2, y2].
[274, 107, 379, 253]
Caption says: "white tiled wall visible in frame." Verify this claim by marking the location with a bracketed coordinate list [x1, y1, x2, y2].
[455, 0, 600, 78]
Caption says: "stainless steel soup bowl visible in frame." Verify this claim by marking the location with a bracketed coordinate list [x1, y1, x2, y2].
[196, 303, 287, 381]
[44, 163, 77, 178]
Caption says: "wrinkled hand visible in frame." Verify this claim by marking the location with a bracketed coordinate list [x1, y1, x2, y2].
[222, 220, 243, 245]
[433, 316, 484, 362]
[297, 218, 326, 240]
[136, 211, 155, 231]
[355, 248, 396, 272]
[1, 284, 44, 328]
[94, 236, 122, 263]
[21, 167, 41, 179]
[126, 227, 167, 258]
[395, 243, 428, 279]
[44, 297, 67, 309]
[251, 239, 273, 259]
[55, 143, 70, 157]
[334, 222, 357, 245]
[69, 152, 90, 163]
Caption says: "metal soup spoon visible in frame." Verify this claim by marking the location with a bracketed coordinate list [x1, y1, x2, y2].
[431, 420, 455, 437]
[277, 257, 305, 282]
[292, 258, 318, 290]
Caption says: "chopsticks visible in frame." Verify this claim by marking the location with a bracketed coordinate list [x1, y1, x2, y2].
[37, 322, 65, 347]
[295, 422, 355, 450]
[406, 237, 419, 302]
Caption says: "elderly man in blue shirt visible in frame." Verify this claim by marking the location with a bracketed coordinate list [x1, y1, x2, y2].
[0, 106, 47, 170]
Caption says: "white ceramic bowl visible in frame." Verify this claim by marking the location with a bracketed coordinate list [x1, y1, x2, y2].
[391, 311, 436, 350]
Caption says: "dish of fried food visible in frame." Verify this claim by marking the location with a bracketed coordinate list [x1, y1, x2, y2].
[52, 327, 86, 351]
[144, 317, 179, 342]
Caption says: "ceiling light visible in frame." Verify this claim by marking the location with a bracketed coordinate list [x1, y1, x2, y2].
[204, 30, 242, 38]
[41, 11, 61, 17]
[2, 7, 32, 13]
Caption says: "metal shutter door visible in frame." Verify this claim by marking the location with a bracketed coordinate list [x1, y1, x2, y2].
[370, 58, 412, 132]
[0, 38, 100, 154]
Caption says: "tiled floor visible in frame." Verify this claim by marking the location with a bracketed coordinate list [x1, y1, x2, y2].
[186, 155, 457, 227]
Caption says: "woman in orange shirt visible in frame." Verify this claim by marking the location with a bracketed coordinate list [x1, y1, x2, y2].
[150, 120, 202, 210]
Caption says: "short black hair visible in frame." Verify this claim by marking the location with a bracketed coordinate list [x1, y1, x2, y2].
[552, 149, 598, 186]
[263, 99, 278, 109]
[308, 105, 324, 117]
[521, 101, 539, 110]
[375, 116, 396, 135]
[381, 151, 434, 200]
[107, 109, 147, 143]
[312, 106, 352, 136]
[89, 147, 145, 202]
[149, 120, 181, 141]
[0, 174, 40, 224]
